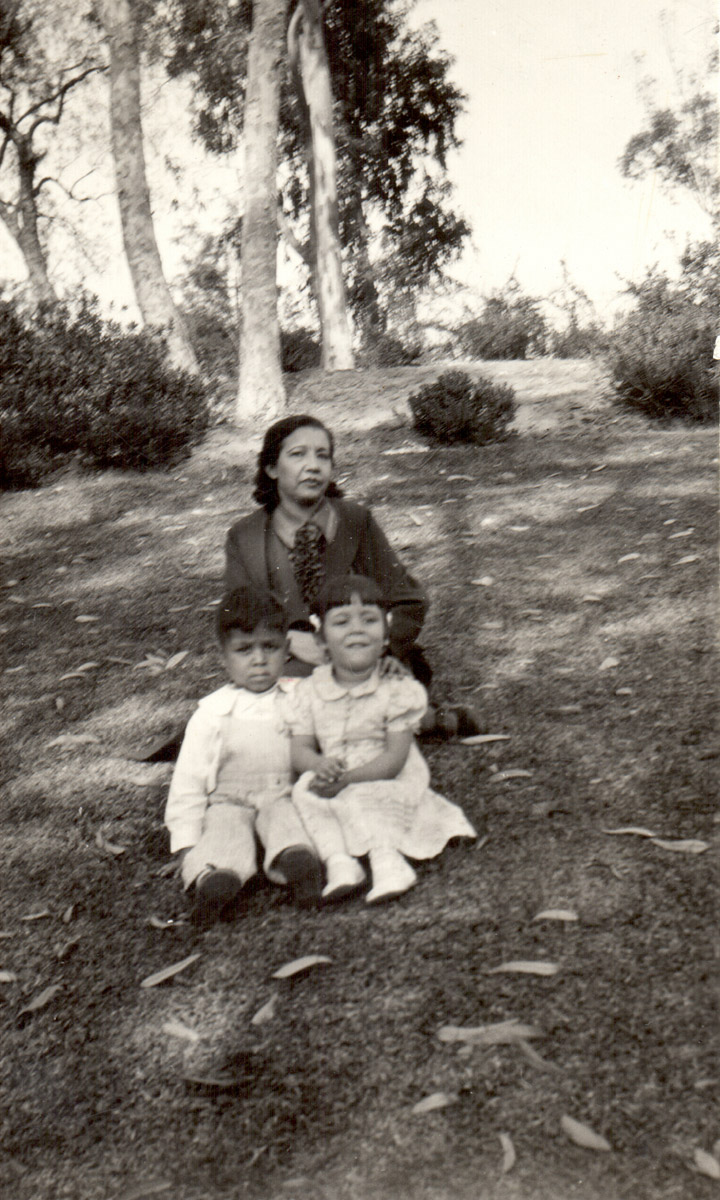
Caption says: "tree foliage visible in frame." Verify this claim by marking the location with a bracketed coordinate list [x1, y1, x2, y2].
[162, 0, 468, 337]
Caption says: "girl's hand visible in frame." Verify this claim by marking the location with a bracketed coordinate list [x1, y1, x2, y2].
[380, 654, 409, 679]
[312, 755, 345, 783]
[309, 773, 346, 799]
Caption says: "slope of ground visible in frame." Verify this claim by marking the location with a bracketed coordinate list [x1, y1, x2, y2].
[0, 361, 717, 1200]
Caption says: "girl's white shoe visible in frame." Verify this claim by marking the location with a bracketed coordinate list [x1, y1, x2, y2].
[322, 853, 366, 901]
[366, 849, 417, 905]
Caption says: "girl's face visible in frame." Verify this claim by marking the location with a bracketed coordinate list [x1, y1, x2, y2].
[221, 623, 288, 692]
[322, 593, 387, 680]
[266, 425, 333, 509]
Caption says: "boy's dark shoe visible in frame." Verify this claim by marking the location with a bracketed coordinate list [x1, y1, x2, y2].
[192, 869, 244, 927]
[273, 847, 322, 909]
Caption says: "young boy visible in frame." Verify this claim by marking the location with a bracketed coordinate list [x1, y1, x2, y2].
[164, 587, 321, 924]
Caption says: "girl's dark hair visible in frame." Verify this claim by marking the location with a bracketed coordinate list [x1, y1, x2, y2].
[215, 587, 289, 645]
[252, 414, 343, 511]
[314, 574, 388, 621]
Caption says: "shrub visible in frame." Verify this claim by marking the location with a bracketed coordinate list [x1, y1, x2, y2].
[0, 294, 209, 488]
[408, 369, 516, 445]
[606, 246, 718, 424]
[281, 328, 321, 372]
[458, 280, 548, 360]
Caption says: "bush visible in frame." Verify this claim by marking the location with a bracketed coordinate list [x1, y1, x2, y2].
[281, 328, 321, 372]
[458, 280, 548, 360]
[606, 246, 718, 424]
[408, 369, 516, 445]
[0, 294, 209, 488]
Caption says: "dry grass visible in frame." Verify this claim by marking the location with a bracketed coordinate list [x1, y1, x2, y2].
[0, 361, 717, 1200]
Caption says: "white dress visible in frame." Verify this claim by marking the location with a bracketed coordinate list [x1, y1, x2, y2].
[282, 665, 476, 859]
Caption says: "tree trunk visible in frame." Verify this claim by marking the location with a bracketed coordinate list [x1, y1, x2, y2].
[237, 0, 288, 423]
[294, 0, 353, 370]
[0, 135, 55, 303]
[100, 0, 198, 375]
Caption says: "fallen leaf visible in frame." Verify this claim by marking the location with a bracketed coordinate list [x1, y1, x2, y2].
[598, 657, 619, 671]
[251, 993, 279, 1025]
[0, 971, 18, 983]
[615, 687, 633, 695]
[163, 1019, 201, 1044]
[591, 464, 607, 472]
[668, 528, 694, 539]
[140, 953, 201, 989]
[75, 615, 99, 623]
[533, 908, 578, 922]
[20, 910, 51, 922]
[499, 1132, 516, 1174]
[581, 594, 603, 603]
[409, 513, 424, 526]
[492, 769, 533, 781]
[577, 504, 600, 513]
[603, 826, 658, 838]
[617, 553, 640, 563]
[509, 525, 530, 532]
[271, 955, 332, 979]
[95, 830, 126, 856]
[651, 838, 708, 855]
[147, 915, 176, 930]
[164, 651, 189, 671]
[18, 984, 62, 1015]
[488, 961, 559, 976]
[62, 905, 75, 924]
[673, 555, 700, 565]
[460, 734, 511, 745]
[56, 938, 80, 961]
[693, 1149, 720, 1180]
[471, 576, 495, 587]
[46, 733, 100, 749]
[560, 1114, 611, 1151]
[183, 1071, 244, 1091]
[411, 1092, 457, 1115]
[438, 1020, 542, 1046]
[447, 474, 474, 481]
[516, 1038, 564, 1074]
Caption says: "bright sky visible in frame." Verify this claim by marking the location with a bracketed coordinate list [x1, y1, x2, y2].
[412, 0, 716, 319]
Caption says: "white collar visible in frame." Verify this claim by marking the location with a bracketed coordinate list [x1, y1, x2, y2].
[198, 679, 294, 717]
[311, 662, 381, 701]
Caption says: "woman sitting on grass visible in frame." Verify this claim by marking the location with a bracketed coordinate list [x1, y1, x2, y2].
[282, 575, 477, 905]
[224, 414, 480, 739]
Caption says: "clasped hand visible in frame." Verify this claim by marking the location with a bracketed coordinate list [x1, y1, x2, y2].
[309, 756, 346, 798]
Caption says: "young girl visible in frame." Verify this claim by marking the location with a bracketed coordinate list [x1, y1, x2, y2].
[165, 587, 321, 924]
[283, 575, 477, 905]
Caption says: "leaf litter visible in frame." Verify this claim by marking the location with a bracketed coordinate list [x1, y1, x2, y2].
[560, 1114, 611, 1151]
[271, 955, 332, 979]
[693, 1148, 720, 1180]
[140, 954, 201, 989]
[488, 961, 559, 976]
[438, 1020, 542, 1046]
[411, 1092, 458, 1115]
[499, 1132, 516, 1173]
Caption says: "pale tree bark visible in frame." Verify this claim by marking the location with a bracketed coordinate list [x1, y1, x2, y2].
[288, 1, 353, 370]
[0, 129, 55, 302]
[237, 0, 288, 423]
[100, 0, 198, 375]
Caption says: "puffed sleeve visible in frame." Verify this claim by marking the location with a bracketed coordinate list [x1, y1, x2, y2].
[384, 676, 428, 734]
[278, 677, 316, 737]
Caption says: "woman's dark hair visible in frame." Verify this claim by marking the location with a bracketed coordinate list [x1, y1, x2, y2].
[314, 574, 388, 621]
[252, 414, 343, 511]
[215, 587, 289, 645]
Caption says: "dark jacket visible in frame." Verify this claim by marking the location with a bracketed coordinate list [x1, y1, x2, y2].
[224, 499, 428, 661]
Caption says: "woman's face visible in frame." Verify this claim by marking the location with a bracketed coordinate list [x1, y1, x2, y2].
[266, 425, 333, 509]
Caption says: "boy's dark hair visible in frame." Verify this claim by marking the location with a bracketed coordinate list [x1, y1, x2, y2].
[253, 414, 344, 511]
[314, 574, 388, 620]
[215, 587, 289, 644]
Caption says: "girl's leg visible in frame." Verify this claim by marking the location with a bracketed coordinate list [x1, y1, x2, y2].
[366, 848, 417, 905]
[292, 775, 366, 901]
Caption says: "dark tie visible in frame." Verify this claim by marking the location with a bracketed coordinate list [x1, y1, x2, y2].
[290, 521, 326, 609]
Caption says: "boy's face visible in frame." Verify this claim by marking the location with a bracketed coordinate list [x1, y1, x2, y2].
[221, 624, 288, 692]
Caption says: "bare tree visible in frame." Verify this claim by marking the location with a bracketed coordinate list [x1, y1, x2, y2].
[99, 0, 198, 374]
[237, 0, 289, 422]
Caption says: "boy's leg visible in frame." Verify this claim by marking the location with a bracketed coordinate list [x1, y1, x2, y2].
[256, 796, 321, 907]
[182, 804, 258, 922]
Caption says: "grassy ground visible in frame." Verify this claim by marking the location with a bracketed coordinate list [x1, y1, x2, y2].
[1, 362, 717, 1200]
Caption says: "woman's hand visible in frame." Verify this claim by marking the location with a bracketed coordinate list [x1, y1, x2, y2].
[288, 629, 326, 666]
[379, 654, 409, 679]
